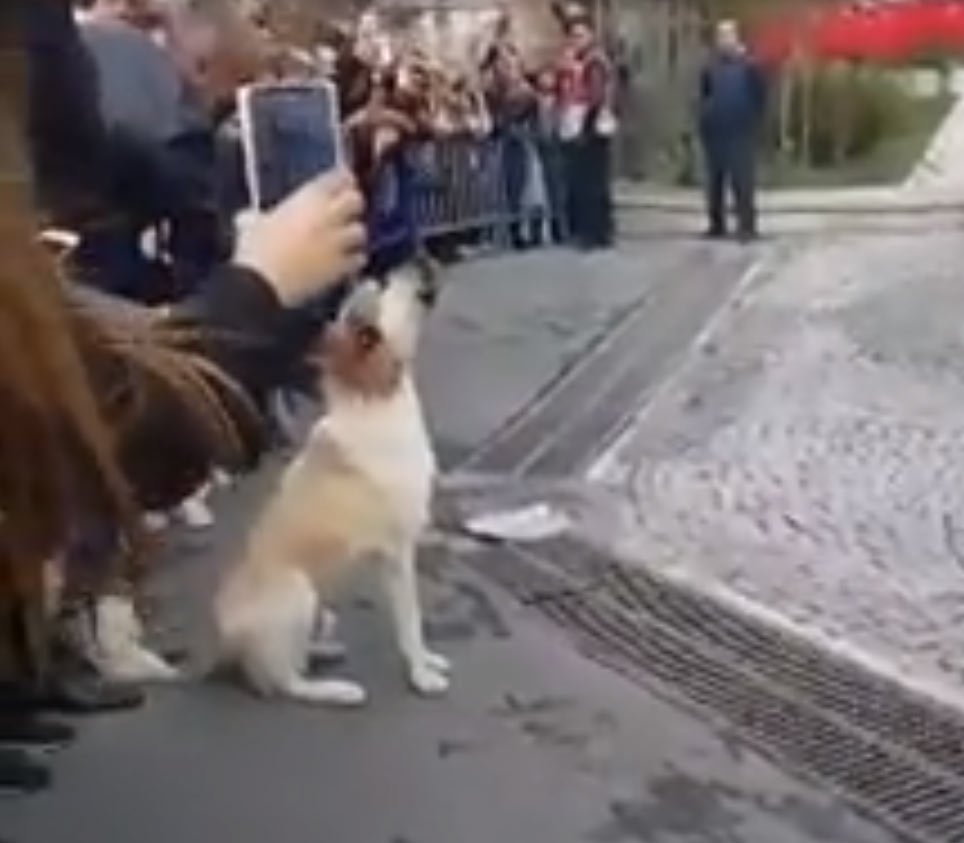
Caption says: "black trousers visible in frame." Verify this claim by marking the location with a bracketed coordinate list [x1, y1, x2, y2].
[502, 135, 531, 248]
[564, 134, 614, 248]
[703, 134, 758, 237]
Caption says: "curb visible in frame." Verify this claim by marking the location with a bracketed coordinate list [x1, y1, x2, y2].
[616, 189, 964, 217]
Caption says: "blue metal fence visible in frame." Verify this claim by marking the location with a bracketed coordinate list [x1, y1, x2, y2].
[408, 137, 514, 237]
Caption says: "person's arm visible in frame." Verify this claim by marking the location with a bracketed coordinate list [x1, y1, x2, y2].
[699, 61, 716, 111]
[747, 59, 768, 126]
[21, 0, 114, 223]
[163, 263, 288, 403]
[74, 260, 323, 512]
[697, 62, 714, 132]
[98, 170, 366, 506]
[68, 268, 281, 512]
[584, 55, 610, 112]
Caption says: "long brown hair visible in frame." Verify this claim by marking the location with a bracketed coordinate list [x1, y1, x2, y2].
[0, 203, 145, 599]
[0, 15, 140, 600]
[0, 6, 262, 606]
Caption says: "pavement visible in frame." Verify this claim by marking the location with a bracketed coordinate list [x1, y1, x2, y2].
[419, 247, 687, 465]
[587, 230, 964, 712]
[1, 244, 899, 843]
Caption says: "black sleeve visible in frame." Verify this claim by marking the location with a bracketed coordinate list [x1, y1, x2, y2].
[165, 264, 291, 406]
[21, 0, 113, 223]
[748, 61, 768, 122]
[76, 266, 309, 511]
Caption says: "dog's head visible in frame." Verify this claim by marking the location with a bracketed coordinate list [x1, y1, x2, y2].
[321, 258, 441, 400]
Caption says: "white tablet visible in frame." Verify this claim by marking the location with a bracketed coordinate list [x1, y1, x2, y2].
[237, 80, 344, 211]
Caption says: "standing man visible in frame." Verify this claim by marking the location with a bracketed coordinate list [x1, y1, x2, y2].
[699, 20, 766, 242]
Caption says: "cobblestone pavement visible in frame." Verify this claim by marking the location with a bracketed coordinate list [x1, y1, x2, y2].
[589, 231, 964, 707]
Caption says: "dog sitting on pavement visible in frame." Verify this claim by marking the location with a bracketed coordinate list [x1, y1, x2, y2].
[214, 262, 449, 705]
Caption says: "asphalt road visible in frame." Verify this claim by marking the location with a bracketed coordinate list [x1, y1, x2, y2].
[1, 244, 897, 843]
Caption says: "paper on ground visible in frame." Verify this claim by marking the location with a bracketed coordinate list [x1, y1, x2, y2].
[464, 503, 571, 543]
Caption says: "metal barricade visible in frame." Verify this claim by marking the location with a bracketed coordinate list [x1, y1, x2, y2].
[409, 132, 542, 243]
[408, 135, 516, 242]
[359, 133, 554, 255]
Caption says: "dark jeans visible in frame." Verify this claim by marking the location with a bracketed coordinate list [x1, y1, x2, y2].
[702, 134, 758, 237]
[538, 139, 569, 244]
[502, 134, 531, 248]
[564, 134, 614, 248]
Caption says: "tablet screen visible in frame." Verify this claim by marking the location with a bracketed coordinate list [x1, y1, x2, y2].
[240, 82, 342, 211]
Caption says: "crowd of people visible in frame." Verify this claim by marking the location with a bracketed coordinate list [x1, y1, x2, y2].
[61, 0, 619, 311]
[0, 0, 622, 797]
[278, 4, 619, 256]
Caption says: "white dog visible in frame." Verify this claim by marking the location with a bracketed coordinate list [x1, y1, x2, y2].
[214, 265, 449, 706]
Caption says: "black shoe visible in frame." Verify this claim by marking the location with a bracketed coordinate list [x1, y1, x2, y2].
[701, 228, 727, 240]
[44, 609, 146, 715]
[0, 716, 75, 747]
[42, 672, 144, 715]
[0, 748, 51, 793]
[737, 230, 760, 244]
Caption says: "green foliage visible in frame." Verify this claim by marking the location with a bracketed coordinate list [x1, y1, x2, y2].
[781, 63, 916, 167]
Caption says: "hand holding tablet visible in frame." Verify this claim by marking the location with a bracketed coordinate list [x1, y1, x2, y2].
[233, 81, 366, 305]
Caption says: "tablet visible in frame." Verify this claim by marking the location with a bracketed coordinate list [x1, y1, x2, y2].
[237, 80, 344, 211]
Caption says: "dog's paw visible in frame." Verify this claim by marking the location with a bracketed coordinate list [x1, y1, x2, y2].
[409, 662, 450, 698]
[284, 676, 367, 707]
[315, 679, 368, 707]
[424, 651, 451, 675]
[99, 647, 182, 684]
[178, 497, 215, 529]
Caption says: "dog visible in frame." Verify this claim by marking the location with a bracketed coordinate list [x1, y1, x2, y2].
[214, 263, 449, 706]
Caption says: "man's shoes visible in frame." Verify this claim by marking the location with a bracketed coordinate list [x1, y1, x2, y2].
[0, 748, 51, 794]
[0, 675, 145, 716]
[42, 669, 144, 715]
[45, 609, 147, 714]
[0, 715, 75, 747]
[701, 228, 727, 240]
[737, 230, 760, 244]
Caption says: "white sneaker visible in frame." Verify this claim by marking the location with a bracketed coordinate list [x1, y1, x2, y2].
[142, 512, 170, 533]
[177, 495, 215, 530]
[211, 469, 234, 490]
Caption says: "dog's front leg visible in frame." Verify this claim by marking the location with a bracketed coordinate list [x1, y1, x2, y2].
[381, 547, 450, 697]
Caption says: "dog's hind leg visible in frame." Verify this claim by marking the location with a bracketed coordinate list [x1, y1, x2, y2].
[236, 574, 366, 707]
[380, 546, 450, 697]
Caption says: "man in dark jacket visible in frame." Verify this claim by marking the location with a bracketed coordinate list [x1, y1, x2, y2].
[77, 0, 232, 302]
[698, 20, 766, 242]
